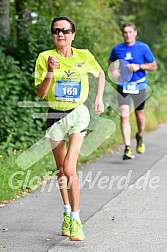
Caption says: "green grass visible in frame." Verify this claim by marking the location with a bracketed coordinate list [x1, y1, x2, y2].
[0, 152, 55, 203]
[1, 90, 167, 204]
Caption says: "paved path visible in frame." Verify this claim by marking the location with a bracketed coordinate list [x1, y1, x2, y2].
[1, 124, 167, 252]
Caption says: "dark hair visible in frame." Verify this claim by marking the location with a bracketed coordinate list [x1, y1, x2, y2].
[51, 16, 75, 33]
[121, 22, 137, 32]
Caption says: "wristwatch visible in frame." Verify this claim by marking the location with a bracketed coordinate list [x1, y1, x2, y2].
[139, 64, 143, 70]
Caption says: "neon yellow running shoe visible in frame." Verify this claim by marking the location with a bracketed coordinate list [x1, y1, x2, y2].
[61, 213, 70, 237]
[123, 146, 135, 160]
[70, 219, 85, 241]
[136, 133, 145, 154]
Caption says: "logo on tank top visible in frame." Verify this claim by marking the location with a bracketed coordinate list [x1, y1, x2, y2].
[75, 61, 85, 67]
[64, 70, 75, 77]
[124, 52, 133, 60]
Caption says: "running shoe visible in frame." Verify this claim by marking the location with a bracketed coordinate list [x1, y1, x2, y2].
[136, 133, 145, 154]
[61, 213, 70, 237]
[70, 219, 85, 241]
[123, 146, 135, 160]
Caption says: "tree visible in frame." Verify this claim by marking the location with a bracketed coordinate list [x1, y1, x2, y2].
[0, 0, 10, 42]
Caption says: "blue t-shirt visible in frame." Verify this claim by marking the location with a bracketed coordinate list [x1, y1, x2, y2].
[109, 41, 155, 89]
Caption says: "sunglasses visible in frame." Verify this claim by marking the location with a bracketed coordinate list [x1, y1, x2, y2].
[51, 27, 72, 35]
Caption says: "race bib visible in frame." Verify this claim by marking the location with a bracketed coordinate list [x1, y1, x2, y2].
[55, 79, 81, 102]
[123, 82, 139, 94]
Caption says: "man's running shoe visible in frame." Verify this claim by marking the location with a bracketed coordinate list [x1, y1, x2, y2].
[136, 133, 145, 154]
[123, 146, 135, 160]
[61, 213, 70, 237]
[70, 219, 85, 241]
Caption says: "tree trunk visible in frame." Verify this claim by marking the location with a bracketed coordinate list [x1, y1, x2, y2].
[0, 0, 10, 41]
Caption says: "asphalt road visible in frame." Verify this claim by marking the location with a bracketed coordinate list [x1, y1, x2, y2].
[1, 124, 167, 252]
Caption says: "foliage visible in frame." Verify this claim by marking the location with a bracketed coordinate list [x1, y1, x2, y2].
[0, 47, 45, 155]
